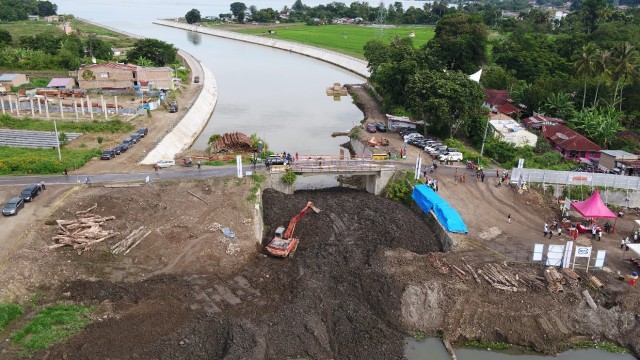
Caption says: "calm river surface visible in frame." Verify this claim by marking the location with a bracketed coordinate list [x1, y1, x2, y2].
[55, 1, 637, 359]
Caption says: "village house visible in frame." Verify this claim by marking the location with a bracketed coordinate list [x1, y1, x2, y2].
[27, 15, 39, 21]
[521, 114, 565, 130]
[71, 62, 173, 90]
[489, 117, 538, 148]
[542, 124, 602, 161]
[110, 48, 129, 57]
[44, 15, 60, 22]
[0, 73, 29, 87]
[599, 150, 640, 175]
[47, 77, 75, 90]
[483, 89, 518, 117]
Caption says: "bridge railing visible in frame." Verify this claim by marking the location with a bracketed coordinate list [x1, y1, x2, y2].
[288, 159, 383, 173]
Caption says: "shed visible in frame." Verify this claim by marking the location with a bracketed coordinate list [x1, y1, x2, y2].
[47, 77, 75, 90]
[599, 150, 639, 174]
[0, 73, 29, 87]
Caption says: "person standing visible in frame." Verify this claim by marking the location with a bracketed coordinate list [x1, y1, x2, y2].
[544, 223, 548, 237]
[558, 227, 562, 237]
[508, 213, 511, 224]
[592, 226, 597, 239]
[634, 231, 638, 243]
[622, 238, 627, 249]
[295, 152, 299, 161]
[197, 160, 201, 170]
[598, 229, 602, 241]
[496, 169, 500, 178]
[481, 172, 485, 182]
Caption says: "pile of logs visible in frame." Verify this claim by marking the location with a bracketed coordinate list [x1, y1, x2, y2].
[478, 263, 525, 292]
[544, 267, 565, 292]
[50, 203, 119, 254]
[111, 226, 151, 255]
[209, 132, 253, 153]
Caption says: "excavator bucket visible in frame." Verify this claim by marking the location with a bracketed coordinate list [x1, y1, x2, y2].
[306, 202, 321, 213]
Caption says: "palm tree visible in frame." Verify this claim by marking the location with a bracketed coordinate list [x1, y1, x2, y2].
[592, 48, 611, 106]
[572, 43, 597, 109]
[135, 56, 155, 67]
[612, 42, 638, 111]
[543, 92, 575, 120]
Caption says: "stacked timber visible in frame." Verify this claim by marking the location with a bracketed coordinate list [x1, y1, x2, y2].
[478, 263, 524, 292]
[50, 203, 119, 254]
[111, 226, 152, 255]
[210, 132, 253, 153]
[544, 267, 565, 292]
[561, 268, 581, 288]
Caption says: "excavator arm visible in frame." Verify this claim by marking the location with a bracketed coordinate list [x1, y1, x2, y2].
[283, 202, 320, 239]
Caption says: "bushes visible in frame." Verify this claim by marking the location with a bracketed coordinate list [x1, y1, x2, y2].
[281, 169, 297, 185]
[484, 138, 574, 171]
[0, 146, 100, 175]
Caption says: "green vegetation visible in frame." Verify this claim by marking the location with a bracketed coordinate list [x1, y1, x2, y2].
[484, 138, 575, 171]
[443, 138, 488, 167]
[561, 341, 628, 354]
[0, 303, 24, 332]
[385, 171, 418, 204]
[0, 115, 134, 133]
[247, 173, 266, 201]
[237, 24, 434, 59]
[0, 146, 101, 175]
[11, 304, 91, 350]
[281, 169, 297, 185]
[464, 339, 512, 350]
[208, 133, 222, 144]
[410, 331, 426, 341]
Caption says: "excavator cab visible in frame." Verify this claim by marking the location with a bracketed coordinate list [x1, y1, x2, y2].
[274, 226, 285, 239]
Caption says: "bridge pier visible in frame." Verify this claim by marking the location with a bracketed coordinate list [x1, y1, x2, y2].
[365, 168, 395, 195]
[266, 172, 294, 194]
[266, 167, 395, 196]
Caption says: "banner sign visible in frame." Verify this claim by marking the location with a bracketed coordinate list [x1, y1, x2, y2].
[575, 246, 592, 258]
[563, 241, 573, 268]
[570, 175, 592, 183]
[546, 244, 565, 266]
[532, 244, 544, 261]
[594, 250, 607, 268]
[236, 155, 243, 178]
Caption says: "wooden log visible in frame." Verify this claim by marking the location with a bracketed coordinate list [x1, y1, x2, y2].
[124, 230, 152, 255]
[451, 265, 467, 276]
[561, 268, 581, 281]
[442, 338, 457, 360]
[75, 203, 97, 215]
[589, 276, 604, 289]
[582, 290, 597, 309]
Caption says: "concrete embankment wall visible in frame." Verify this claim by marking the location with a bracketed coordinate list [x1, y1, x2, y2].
[152, 20, 370, 78]
[141, 51, 217, 164]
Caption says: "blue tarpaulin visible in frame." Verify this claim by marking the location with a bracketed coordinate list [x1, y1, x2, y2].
[412, 185, 468, 233]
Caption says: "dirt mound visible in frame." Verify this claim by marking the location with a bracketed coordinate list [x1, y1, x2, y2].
[45, 188, 440, 359]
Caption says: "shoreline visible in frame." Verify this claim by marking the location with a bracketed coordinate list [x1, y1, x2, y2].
[152, 19, 370, 78]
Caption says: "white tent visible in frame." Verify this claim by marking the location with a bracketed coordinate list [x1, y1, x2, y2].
[469, 69, 482, 83]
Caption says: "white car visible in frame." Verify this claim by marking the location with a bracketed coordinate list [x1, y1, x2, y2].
[404, 133, 423, 141]
[155, 159, 176, 168]
[438, 152, 463, 162]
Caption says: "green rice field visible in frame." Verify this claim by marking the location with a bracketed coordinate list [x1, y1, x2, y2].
[235, 24, 435, 58]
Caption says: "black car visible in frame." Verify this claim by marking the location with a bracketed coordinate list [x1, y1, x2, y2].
[19, 184, 40, 202]
[137, 127, 148, 137]
[113, 146, 122, 155]
[193, 76, 200, 83]
[130, 133, 142, 143]
[265, 156, 286, 167]
[375, 122, 387, 132]
[123, 137, 134, 147]
[117, 143, 129, 153]
[101, 150, 116, 160]
[399, 129, 418, 137]
[169, 104, 178, 113]
[2, 197, 25, 216]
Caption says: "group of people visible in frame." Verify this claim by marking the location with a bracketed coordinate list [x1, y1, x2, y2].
[543, 220, 565, 239]
[280, 151, 298, 164]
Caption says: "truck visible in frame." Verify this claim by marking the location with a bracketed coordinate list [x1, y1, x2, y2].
[266, 201, 320, 257]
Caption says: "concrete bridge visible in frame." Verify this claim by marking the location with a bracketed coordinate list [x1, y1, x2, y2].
[266, 158, 396, 195]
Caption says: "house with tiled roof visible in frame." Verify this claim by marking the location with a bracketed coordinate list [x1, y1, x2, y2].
[542, 124, 602, 161]
[71, 62, 173, 90]
[47, 77, 75, 89]
[483, 89, 519, 117]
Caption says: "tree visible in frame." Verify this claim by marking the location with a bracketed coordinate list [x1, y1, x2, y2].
[86, 36, 113, 60]
[134, 56, 154, 67]
[611, 42, 638, 110]
[426, 14, 488, 74]
[185, 8, 201, 24]
[230, 2, 247, 22]
[406, 69, 486, 139]
[37, 0, 57, 16]
[573, 106, 622, 148]
[292, 0, 306, 12]
[0, 29, 11, 45]
[572, 43, 597, 108]
[542, 92, 575, 120]
[126, 38, 177, 66]
[592, 48, 611, 106]
[480, 66, 518, 90]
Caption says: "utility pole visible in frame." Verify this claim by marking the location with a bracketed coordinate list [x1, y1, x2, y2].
[479, 119, 490, 165]
[54, 120, 62, 161]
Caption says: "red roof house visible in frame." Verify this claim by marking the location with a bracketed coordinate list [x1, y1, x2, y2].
[521, 114, 565, 130]
[542, 124, 602, 161]
[484, 89, 511, 107]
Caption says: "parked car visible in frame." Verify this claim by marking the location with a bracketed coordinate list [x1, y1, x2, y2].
[123, 137, 134, 147]
[137, 127, 148, 137]
[365, 123, 377, 133]
[375, 122, 387, 132]
[130, 133, 141, 143]
[404, 133, 423, 141]
[112, 147, 122, 155]
[399, 129, 418, 137]
[169, 104, 178, 113]
[19, 184, 40, 202]
[194, 76, 200, 83]
[2, 197, 25, 216]
[101, 150, 116, 160]
[155, 159, 176, 168]
[438, 152, 463, 161]
[116, 143, 129, 153]
[265, 156, 286, 167]
[425, 143, 443, 152]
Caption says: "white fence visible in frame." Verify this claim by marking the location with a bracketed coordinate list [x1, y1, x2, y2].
[511, 168, 640, 191]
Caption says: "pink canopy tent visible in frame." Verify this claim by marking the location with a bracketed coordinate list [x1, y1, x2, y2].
[570, 190, 617, 219]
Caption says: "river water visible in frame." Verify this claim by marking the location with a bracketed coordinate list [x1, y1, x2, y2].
[54, 1, 637, 359]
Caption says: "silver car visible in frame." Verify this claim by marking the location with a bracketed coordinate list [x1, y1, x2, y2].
[3, 197, 25, 216]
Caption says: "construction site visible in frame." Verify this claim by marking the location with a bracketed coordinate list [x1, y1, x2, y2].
[0, 168, 640, 359]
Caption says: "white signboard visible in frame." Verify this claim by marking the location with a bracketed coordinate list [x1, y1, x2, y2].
[546, 244, 565, 266]
[594, 250, 607, 268]
[517, 158, 525, 169]
[236, 155, 243, 178]
[532, 244, 544, 261]
[575, 246, 592, 258]
[414, 157, 422, 180]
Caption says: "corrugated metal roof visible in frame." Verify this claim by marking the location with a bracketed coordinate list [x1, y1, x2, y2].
[0, 74, 19, 81]
[47, 78, 73, 87]
[600, 149, 635, 157]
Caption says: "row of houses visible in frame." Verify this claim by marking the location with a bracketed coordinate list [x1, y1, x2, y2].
[0, 62, 174, 93]
[483, 88, 640, 175]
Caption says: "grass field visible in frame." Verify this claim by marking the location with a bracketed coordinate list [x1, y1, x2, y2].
[0, 116, 135, 134]
[235, 23, 435, 58]
[0, 303, 24, 332]
[11, 304, 91, 350]
[0, 146, 101, 175]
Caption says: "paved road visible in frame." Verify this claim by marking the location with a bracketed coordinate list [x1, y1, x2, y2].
[0, 165, 252, 187]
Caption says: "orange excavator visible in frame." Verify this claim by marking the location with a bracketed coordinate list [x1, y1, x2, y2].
[266, 201, 321, 257]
